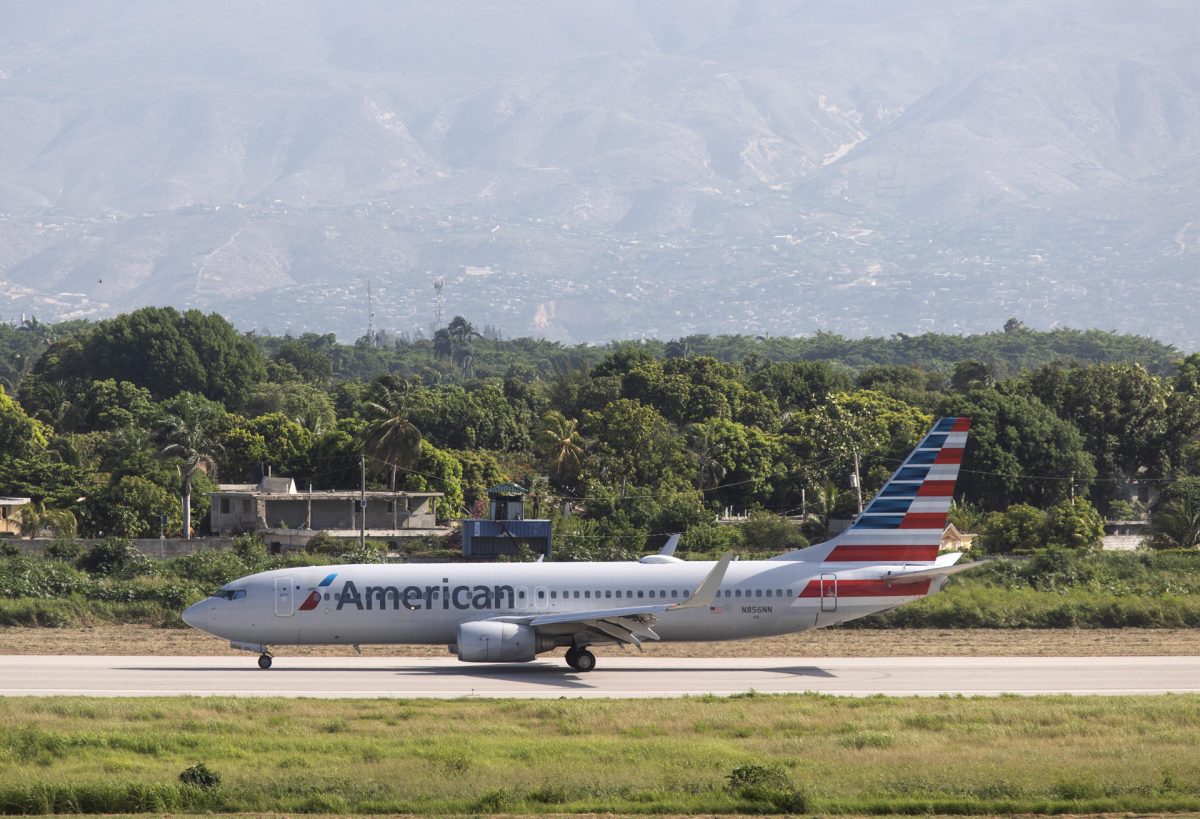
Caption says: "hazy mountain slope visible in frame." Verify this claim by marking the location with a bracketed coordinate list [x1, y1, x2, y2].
[1, 1, 1199, 346]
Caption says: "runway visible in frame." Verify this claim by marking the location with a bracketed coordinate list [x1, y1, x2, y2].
[2, 655, 1199, 698]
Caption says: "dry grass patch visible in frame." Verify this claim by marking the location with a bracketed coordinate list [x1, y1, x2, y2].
[3, 624, 1200, 658]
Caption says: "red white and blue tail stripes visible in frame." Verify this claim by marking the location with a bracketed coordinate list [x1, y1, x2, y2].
[825, 417, 970, 564]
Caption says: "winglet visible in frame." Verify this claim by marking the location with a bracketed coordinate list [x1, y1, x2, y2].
[671, 552, 733, 610]
[659, 534, 681, 556]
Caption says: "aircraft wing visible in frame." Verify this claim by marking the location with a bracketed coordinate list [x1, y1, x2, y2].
[490, 553, 734, 650]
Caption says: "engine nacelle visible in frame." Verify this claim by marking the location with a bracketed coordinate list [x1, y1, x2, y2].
[455, 621, 552, 663]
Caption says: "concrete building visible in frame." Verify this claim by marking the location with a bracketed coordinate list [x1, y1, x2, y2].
[460, 483, 552, 558]
[209, 478, 445, 545]
[0, 497, 31, 536]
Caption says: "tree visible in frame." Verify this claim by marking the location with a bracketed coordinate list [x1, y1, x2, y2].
[541, 410, 584, 489]
[361, 379, 422, 490]
[101, 475, 179, 538]
[978, 503, 1046, 554]
[1148, 478, 1200, 549]
[0, 386, 49, 458]
[942, 389, 1096, 510]
[1043, 498, 1105, 550]
[31, 307, 266, 406]
[1021, 363, 1169, 511]
[158, 406, 224, 539]
[581, 399, 689, 490]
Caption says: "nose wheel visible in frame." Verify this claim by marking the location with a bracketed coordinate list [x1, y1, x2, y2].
[564, 646, 596, 672]
[258, 653, 273, 669]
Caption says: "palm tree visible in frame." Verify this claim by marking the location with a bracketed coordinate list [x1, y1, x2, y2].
[1149, 496, 1200, 549]
[361, 379, 422, 490]
[688, 423, 727, 491]
[447, 316, 480, 376]
[541, 410, 584, 488]
[158, 413, 222, 539]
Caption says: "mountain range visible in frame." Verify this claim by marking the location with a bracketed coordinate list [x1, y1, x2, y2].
[2, 0, 1199, 347]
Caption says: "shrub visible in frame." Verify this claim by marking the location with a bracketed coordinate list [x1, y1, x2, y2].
[76, 538, 152, 578]
[44, 538, 82, 562]
[0, 543, 20, 558]
[725, 763, 807, 811]
[179, 762, 221, 790]
[726, 763, 792, 793]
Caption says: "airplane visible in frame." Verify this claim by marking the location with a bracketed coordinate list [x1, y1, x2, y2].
[182, 417, 978, 672]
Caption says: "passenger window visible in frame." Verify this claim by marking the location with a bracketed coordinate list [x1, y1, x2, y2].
[671, 590, 678, 598]
[735, 589, 742, 598]
[584, 591, 591, 598]
[605, 591, 612, 598]
[756, 589, 763, 598]
[573, 591, 580, 599]
[538, 590, 545, 599]
[683, 590, 690, 597]
[648, 590, 655, 598]
[637, 591, 644, 598]
[549, 591, 556, 599]
[518, 591, 526, 599]
[660, 589, 666, 597]
[724, 589, 731, 598]
[616, 591, 622, 598]
[324, 592, 330, 601]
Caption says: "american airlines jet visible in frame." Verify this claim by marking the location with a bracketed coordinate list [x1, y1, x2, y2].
[182, 417, 977, 672]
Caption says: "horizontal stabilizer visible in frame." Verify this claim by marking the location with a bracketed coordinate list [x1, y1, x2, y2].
[879, 557, 985, 585]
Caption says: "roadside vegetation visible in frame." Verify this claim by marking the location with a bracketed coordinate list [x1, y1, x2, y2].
[1, 694, 1199, 815]
[4, 537, 1200, 629]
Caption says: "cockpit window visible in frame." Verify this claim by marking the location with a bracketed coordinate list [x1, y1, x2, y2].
[211, 589, 246, 600]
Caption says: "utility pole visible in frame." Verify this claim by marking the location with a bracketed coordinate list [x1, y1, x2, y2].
[360, 453, 367, 549]
[851, 449, 864, 517]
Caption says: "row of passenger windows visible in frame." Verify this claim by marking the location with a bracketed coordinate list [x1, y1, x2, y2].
[313, 587, 797, 604]
[534, 588, 794, 601]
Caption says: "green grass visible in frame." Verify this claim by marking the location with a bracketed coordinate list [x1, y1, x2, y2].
[1, 694, 1199, 814]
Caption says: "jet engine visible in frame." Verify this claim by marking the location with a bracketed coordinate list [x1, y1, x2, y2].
[454, 621, 553, 662]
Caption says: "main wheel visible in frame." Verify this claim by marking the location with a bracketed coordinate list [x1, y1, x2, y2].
[564, 646, 579, 668]
[258, 654, 273, 669]
[573, 649, 596, 673]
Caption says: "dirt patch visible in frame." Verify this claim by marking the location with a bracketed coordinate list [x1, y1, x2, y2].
[2, 625, 1198, 657]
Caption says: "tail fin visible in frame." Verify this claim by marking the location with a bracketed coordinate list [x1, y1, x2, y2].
[771, 416, 971, 563]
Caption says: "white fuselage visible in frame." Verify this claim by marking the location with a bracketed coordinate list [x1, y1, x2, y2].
[183, 559, 940, 650]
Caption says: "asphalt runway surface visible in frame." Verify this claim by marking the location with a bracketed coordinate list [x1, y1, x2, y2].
[2, 655, 1198, 698]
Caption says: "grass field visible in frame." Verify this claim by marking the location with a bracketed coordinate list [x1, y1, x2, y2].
[1, 694, 1200, 815]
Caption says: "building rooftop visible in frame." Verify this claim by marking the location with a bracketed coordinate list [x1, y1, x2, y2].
[487, 482, 527, 497]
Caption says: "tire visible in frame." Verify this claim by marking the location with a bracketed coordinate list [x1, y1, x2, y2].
[573, 649, 596, 673]
[564, 646, 579, 668]
[258, 654, 273, 669]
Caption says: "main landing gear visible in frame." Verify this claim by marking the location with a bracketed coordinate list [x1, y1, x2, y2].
[564, 646, 596, 673]
[258, 653, 273, 669]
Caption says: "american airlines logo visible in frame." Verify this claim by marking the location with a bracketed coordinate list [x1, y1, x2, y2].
[301, 577, 518, 612]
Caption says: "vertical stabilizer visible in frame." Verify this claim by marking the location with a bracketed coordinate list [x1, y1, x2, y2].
[771, 417, 971, 563]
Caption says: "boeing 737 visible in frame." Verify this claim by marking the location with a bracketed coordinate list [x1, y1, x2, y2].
[182, 417, 977, 671]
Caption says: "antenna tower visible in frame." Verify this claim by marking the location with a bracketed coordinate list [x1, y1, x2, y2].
[432, 275, 445, 332]
[366, 279, 375, 346]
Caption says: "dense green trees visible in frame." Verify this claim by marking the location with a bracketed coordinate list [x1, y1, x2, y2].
[1, 311, 1198, 555]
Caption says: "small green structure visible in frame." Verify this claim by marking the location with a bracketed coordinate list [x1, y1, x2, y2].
[460, 483, 552, 558]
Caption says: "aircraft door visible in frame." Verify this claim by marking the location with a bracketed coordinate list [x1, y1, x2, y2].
[275, 578, 294, 616]
[819, 573, 837, 612]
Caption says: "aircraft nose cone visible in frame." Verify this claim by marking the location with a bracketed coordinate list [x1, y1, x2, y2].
[181, 601, 205, 630]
